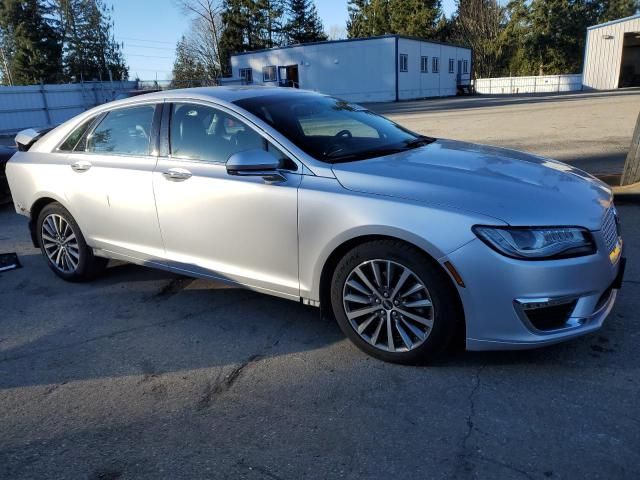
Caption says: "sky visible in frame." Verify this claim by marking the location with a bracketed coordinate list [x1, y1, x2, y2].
[110, 0, 458, 81]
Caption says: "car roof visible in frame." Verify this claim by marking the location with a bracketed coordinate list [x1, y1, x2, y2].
[127, 86, 320, 104]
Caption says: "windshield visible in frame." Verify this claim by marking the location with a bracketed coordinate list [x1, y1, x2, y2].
[234, 93, 434, 163]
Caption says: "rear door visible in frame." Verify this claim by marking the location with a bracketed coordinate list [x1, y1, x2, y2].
[64, 102, 165, 261]
[152, 101, 302, 298]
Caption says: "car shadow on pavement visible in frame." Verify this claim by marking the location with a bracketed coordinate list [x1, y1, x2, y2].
[0, 255, 345, 390]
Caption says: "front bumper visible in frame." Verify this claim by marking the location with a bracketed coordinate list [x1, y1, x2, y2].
[445, 236, 624, 351]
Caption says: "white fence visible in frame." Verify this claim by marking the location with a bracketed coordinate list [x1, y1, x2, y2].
[0, 81, 138, 134]
[474, 74, 583, 95]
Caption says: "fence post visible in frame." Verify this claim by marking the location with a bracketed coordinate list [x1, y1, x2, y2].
[621, 111, 640, 186]
[40, 82, 52, 126]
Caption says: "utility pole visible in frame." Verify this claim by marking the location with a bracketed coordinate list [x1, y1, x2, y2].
[621, 112, 640, 186]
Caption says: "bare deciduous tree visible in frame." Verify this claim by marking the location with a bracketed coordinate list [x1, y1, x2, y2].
[175, 0, 224, 78]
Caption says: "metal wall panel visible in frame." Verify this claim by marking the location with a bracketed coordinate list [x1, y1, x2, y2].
[0, 81, 137, 134]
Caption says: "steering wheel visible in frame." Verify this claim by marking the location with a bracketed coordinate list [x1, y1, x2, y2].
[335, 129, 353, 138]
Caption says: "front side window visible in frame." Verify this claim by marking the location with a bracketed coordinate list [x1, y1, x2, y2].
[59, 116, 96, 152]
[263, 66, 277, 82]
[421, 56, 428, 73]
[449, 58, 454, 73]
[399, 54, 408, 72]
[85, 105, 155, 155]
[235, 93, 429, 164]
[432, 56, 439, 73]
[169, 103, 265, 163]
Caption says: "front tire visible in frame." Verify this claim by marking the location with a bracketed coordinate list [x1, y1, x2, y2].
[330, 240, 461, 364]
[37, 202, 107, 281]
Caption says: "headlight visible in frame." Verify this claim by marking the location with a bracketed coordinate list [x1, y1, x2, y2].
[473, 226, 596, 259]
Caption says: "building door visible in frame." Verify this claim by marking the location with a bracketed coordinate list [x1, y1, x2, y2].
[278, 65, 300, 88]
[619, 32, 640, 88]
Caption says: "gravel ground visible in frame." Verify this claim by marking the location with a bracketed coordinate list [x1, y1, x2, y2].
[1, 91, 639, 479]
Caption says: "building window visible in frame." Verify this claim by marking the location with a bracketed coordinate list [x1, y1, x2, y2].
[399, 54, 408, 72]
[449, 58, 454, 73]
[420, 56, 428, 73]
[262, 65, 277, 82]
[239, 68, 253, 83]
[432, 57, 439, 73]
[463, 60, 469, 74]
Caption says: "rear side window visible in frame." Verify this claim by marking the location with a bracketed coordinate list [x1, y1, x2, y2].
[58, 116, 96, 152]
[85, 105, 155, 156]
[170, 103, 265, 163]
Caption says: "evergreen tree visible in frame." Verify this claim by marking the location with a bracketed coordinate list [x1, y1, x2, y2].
[0, 0, 62, 84]
[284, 0, 327, 44]
[171, 35, 209, 87]
[218, 0, 249, 74]
[55, 0, 127, 81]
[347, 0, 442, 39]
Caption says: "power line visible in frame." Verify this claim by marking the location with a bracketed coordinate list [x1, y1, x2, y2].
[117, 36, 175, 45]
[125, 53, 173, 59]
[123, 43, 172, 51]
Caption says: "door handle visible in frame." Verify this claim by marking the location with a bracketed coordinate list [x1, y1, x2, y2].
[162, 168, 192, 181]
[71, 160, 92, 172]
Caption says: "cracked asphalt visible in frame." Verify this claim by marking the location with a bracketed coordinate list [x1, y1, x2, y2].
[2, 93, 640, 479]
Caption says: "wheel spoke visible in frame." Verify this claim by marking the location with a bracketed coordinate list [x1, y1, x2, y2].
[370, 317, 384, 344]
[354, 267, 381, 298]
[66, 247, 79, 259]
[345, 293, 372, 305]
[400, 317, 427, 341]
[65, 251, 77, 270]
[357, 314, 377, 334]
[63, 233, 76, 244]
[44, 217, 57, 236]
[372, 262, 383, 289]
[403, 298, 433, 309]
[41, 233, 57, 244]
[346, 279, 371, 296]
[390, 268, 411, 299]
[395, 318, 413, 350]
[386, 312, 394, 352]
[55, 247, 63, 267]
[386, 261, 392, 289]
[347, 305, 381, 320]
[402, 282, 424, 298]
[397, 308, 434, 328]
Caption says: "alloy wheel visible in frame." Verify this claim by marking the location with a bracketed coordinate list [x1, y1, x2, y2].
[342, 259, 434, 353]
[41, 213, 80, 274]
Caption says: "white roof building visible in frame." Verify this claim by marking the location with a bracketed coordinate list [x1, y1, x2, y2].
[228, 35, 472, 103]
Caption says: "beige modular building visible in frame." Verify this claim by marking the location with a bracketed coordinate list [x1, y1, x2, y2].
[583, 14, 640, 90]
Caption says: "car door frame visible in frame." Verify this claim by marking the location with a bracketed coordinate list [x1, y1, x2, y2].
[61, 100, 166, 261]
[153, 97, 306, 299]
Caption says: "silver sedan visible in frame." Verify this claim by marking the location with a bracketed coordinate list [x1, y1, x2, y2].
[6, 87, 625, 363]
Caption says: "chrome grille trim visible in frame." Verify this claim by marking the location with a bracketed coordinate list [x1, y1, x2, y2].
[601, 207, 619, 253]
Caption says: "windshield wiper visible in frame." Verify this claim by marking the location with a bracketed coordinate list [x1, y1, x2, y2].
[404, 135, 436, 148]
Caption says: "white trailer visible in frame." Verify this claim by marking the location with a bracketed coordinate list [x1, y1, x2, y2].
[583, 14, 640, 90]
[229, 35, 472, 103]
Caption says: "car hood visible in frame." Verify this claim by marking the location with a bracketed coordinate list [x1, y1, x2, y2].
[331, 139, 613, 230]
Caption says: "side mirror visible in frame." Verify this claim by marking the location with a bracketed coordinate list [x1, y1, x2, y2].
[226, 149, 286, 183]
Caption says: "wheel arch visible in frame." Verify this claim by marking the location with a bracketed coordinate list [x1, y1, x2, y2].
[29, 195, 68, 247]
[318, 233, 466, 344]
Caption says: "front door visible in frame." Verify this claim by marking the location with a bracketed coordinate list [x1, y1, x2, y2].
[64, 103, 165, 261]
[152, 102, 301, 298]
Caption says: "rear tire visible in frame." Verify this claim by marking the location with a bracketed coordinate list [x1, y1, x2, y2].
[330, 240, 461, 364]
[37, 202, 107, 282]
